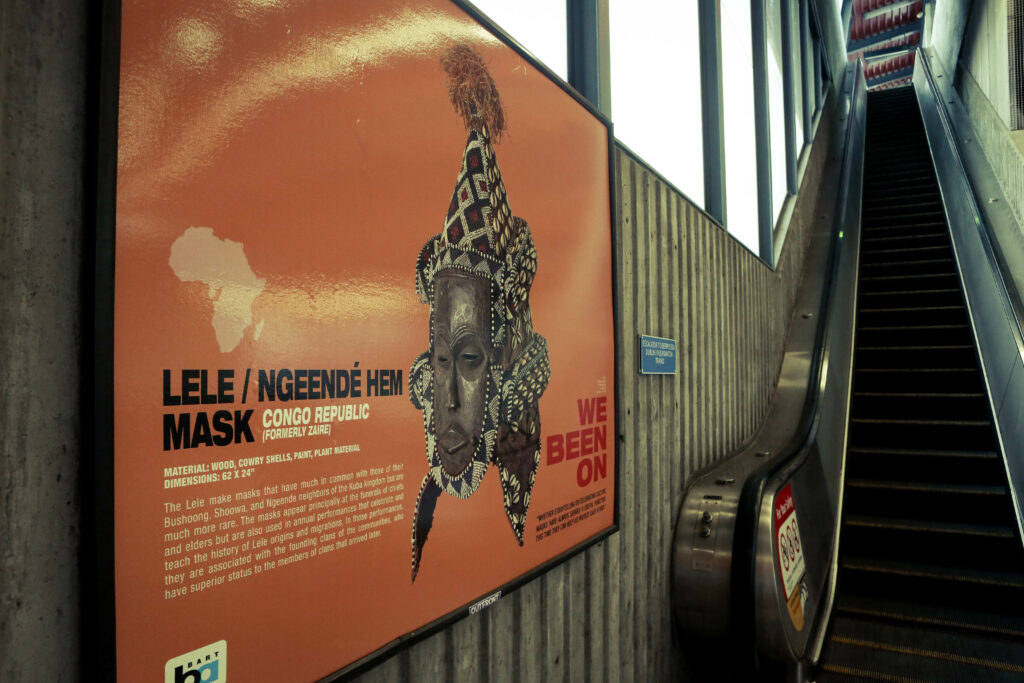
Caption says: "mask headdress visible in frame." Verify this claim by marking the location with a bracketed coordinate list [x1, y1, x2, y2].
[409, 45, 551, 581]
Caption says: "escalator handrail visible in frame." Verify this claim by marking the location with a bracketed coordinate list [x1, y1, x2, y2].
[730, 60, 867, 668]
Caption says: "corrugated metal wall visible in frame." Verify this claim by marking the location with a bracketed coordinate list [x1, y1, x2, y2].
[350, 100, 839, 683]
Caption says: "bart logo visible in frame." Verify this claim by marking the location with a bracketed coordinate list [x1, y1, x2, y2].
[165, 640, 226, 683]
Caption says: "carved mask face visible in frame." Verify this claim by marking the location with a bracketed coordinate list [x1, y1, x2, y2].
[431, 271, 492, 477]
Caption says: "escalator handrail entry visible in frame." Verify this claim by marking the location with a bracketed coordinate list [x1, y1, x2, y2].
[728, 61, 867, 668]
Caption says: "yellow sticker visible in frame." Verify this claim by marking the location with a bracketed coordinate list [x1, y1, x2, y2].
[787, 587, 805, 631]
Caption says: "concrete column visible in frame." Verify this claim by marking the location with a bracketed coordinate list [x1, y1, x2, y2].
[0, 0, 88, 679]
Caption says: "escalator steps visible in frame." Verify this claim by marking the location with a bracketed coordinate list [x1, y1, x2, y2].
[816, 86, 1024, 682]
[822, 614, 1024, 682]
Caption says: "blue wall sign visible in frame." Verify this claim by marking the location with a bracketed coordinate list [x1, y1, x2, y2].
[638, 335, 677, 374]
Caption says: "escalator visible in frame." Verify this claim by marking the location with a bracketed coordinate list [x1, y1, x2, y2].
[816, 87, 1024, 680]
[673, 59, 1024, 681]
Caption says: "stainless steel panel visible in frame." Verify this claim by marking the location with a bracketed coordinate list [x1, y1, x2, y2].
[672, 61, 865, 670]
[755, 62, 866, 665]
[914, 49, 1024, 540]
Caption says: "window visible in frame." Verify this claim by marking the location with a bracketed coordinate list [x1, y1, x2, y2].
[721, 0, 759, 251]
[1011, 1, 1024, 129]
[791, 0, 805, 151]
[766, 0, 790, 220]
[471, 0, 568, 80]
[609, 0, 704, 205]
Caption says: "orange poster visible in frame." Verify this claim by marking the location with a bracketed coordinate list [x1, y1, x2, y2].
[111, 1, 616, 680]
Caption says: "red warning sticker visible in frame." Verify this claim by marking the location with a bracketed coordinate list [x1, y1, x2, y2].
[774, 483, 806, 601]
[774, 483, 807, 630]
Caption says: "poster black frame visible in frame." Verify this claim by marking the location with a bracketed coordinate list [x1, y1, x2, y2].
[90, 1, 622, 679]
